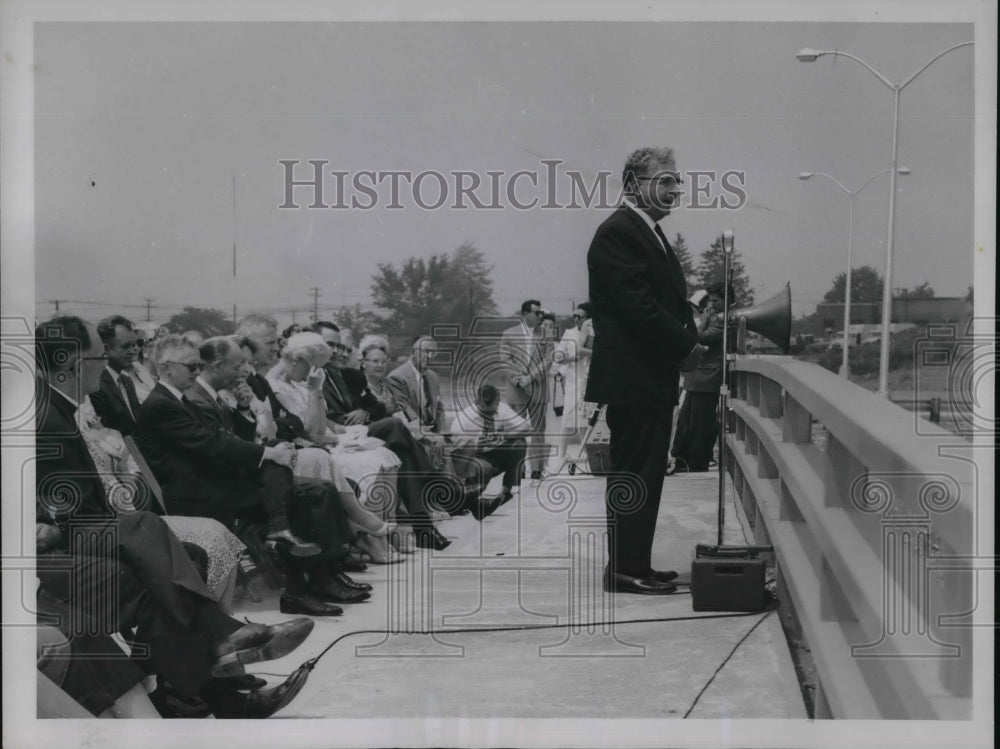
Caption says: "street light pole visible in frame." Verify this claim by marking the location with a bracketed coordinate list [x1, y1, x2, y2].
[796, 41, 973, 395]
[798, 167, 910, 377]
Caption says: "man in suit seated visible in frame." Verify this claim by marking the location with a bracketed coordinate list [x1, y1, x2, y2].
[449, 384, 529, 511]
[500, 300, 553, 480]
[88, 315, 144, 435]
[34, 315, 315, 718]
[235, 313, 308, 443]
[387, 335, 448, 434]
[134, 334, 368, 614]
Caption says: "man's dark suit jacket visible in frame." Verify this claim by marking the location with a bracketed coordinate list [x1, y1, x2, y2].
[35, 381, 117, 526]
[184, 379, 258, 442]
[341, 367, 392, 422]
[322, 364, 366, 425]
[246, 371, 307, 442]
[89, 368, 140, 436]
[134, 382, 265, 523]
[585, 206, 698, 408]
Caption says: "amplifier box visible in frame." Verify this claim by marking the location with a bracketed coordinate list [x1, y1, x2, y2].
[691, 546, 767, 612]
[583, 413, 612, 475]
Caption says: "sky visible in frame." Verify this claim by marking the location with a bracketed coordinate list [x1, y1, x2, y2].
[29, 17, 979, 327]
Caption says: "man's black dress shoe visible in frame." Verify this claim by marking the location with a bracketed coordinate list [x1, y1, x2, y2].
[530, 470, 543, 480]
[603, 572, 678, 595]
[280, 593, 344, 616]
[340, 553, 368, 573]
[264, 529, 322, 558]
[211, 617, 315, 678]
[312, 578, 372, 604]
[413, 526, 450, 550]
[496, 488, 515, 507]
[149, 681, 211, 719]
[224, 673, 268, 690]
[333, 570, 373, 592]
[466, 493, 503, 521]
[214, 666, 309, 719]
[650, 569, 679, 584]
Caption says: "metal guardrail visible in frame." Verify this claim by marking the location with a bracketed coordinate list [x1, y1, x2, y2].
[725, 356, 978, 719]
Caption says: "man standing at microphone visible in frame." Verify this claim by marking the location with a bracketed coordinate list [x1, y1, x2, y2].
[586, 147, 706, 595]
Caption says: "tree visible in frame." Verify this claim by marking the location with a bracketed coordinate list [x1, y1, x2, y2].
[694, 234, 755, 307]
[821, 265, 883, 304]
[332, 304, 387, 339]
[895, 282, 936, 300]
[164, 307, 234, 336]
[671, 232, 696, 280]
[370, 243, 498, 338]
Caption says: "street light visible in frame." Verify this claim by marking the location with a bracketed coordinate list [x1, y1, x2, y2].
[796, 41, 973, 395]
[798, 167, 911, 377]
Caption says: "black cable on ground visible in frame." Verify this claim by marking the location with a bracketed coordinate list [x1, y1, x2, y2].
[681, 609, 774, 718]
[251, 597, 782, 680]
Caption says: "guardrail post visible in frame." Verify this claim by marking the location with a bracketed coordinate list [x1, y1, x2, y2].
[760, 378, 782, 418]
[782, 394, 811, 444]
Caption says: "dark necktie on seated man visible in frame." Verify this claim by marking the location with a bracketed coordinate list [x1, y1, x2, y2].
[119, 370, 142, 419]
[421, 375, 436, 426]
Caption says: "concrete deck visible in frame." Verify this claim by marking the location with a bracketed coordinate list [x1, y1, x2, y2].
[234, 468, 806, 720]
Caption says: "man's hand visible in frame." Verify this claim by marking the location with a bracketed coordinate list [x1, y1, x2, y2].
[36, 523, 63, 553]
[232, 380, 256, 408]
[262, 442, 297, 467]
[343, 409, 368, 426]
[679, 343, 708, 372]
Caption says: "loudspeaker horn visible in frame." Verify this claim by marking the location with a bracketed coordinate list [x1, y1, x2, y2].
[729, 284, 791, 354]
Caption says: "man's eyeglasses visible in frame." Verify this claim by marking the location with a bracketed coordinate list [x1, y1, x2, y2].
[80, 355, 110, 362]
[572, 314, 584, 320]
[164, 360, 204, 372]
[528, 310, 542, 317]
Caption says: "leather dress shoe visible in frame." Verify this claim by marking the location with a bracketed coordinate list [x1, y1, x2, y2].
[413, 526, 450, 551]
[264, 529, 322, 558]
[280, 592, 343, 616]
[603, 572, 678, 595]
[530, 470, 543, 480]
[340, 553, 368, 573]
[211, 617, 315, 678]
[149, 681, 211, 719]
[215, 665, 310, 719]
[224, 673, 268, 690]
[333, 570, 373, 592]
[312, 578, 372, 604]
[650, 569, 679, 584]
[466, 493, 503, 521]
[496, 488, 515, 507]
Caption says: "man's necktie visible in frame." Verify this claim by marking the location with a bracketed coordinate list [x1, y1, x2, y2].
[421, 374, 435, 425]
[654, 223, 687, 293]
[118, 372, 140, 419]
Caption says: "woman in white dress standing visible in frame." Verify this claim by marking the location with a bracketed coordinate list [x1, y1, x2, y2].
[547, 302, 595, 472]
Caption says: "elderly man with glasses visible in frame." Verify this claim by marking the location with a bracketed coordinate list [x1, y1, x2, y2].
[585, 146, 707, 596]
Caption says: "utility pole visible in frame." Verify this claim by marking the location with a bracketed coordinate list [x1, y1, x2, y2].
[144, 298, 154, 322]
[309, 287, 320, 323]
[232, 304, 237, 325]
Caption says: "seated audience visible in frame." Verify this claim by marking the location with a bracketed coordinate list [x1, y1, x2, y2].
[35, 316, 315, 718]
[135, 334, 368, 614]
[261, 332, 401, 563]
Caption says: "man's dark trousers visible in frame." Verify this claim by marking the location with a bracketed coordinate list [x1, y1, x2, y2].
[605, 405, 674, 577]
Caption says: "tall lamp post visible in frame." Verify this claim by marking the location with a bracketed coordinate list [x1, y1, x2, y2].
[798, 167, 911, 377]
[796, 41, 973, 395]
